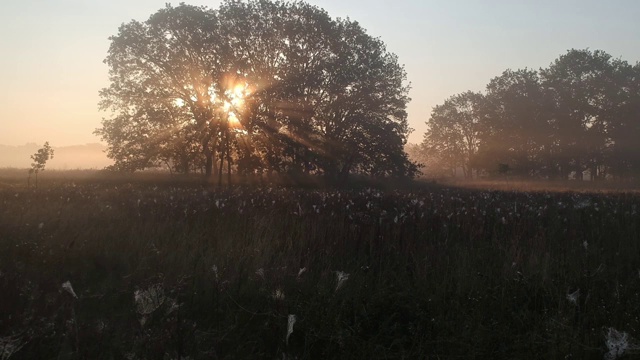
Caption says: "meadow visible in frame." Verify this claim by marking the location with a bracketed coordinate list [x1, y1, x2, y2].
[1, 170, 640, 359]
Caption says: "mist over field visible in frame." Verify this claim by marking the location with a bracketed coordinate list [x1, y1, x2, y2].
[0, 143, 112, 169]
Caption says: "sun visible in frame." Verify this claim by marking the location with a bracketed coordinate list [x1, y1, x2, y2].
[222, 83, 249, 127]
[177, 81, 249, 128]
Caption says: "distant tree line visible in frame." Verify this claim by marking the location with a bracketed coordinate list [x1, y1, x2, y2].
[419, 49, 640, 180]
[96, 1, 417, 183]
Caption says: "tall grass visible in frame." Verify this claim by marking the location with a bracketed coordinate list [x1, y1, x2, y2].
[0, 172, 639, 358]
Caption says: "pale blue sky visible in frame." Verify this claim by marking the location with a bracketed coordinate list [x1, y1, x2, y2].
[1, 0, 639, 147]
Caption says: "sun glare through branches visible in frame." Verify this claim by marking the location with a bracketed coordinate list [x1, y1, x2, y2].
[173, 80, 250, 128]
[223, 82, 250, 127]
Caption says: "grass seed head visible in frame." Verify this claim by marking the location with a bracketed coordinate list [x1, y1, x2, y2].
[61, 281, 78, 299]
[297, 267, 306, 280]
[273, 289, 285, 301]
[0, 335, 26, 360]
[605, 327, 629, 360]
[286, 314, 296, 345]
[134, 284, 165, 315]
[335, 271, 349, 292]
[566, 288, 580, 306]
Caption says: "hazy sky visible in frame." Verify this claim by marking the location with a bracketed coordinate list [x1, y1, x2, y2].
[1, 0, 639, 147]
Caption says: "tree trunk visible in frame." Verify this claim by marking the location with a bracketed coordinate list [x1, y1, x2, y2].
[211, 147, 218, 177]
[338, 158, 355, 185]
[203, 135, 213, 178]
[204, 152, 213, 178]
[575, 159, 583, 181]
[227, 143, 232, 185]
[218, 145, 225, 187]
[558, 158, 569, 180]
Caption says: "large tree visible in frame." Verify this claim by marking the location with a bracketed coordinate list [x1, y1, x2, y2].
[97, 1, 416, 181]
[97, 4, 229, 176]
[478, 68, 554, 177]
[540, 49, 621, 180]
[608, 62, 640, 178]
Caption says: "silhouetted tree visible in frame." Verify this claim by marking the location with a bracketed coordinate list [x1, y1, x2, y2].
[419, 49, 640, 181]
[540, 49, 619, 180]
[422, 91, 484, 178]
[97, 1, 416, 181]
[97, 4, 229, 176]
[479, 69, 553, 177]
[28, 142, 54, 188]
[599, 59, 640, 179]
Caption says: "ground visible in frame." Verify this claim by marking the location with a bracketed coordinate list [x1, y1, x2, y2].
[1, 169, 639, 359]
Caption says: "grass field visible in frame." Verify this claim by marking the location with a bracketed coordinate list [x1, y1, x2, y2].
[1, 169, 640, 359]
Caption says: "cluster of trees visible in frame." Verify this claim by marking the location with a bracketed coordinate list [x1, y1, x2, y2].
[419, 49, 640, 180]
[96, 0, 417, 182]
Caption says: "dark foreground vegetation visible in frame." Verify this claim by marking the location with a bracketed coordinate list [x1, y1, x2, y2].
[1, 171, 640, 359]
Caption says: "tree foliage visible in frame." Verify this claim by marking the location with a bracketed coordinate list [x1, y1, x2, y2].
[96, 1, 416, 182]
[480, 68, 554, 177]
[28, 141, 54, 187]
[420, 49, 640, 180]
[421, 91, 484, 178]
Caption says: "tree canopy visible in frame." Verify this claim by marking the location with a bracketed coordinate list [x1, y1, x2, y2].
[96, 0, 417, 182]
[419, 49, 640, 180]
